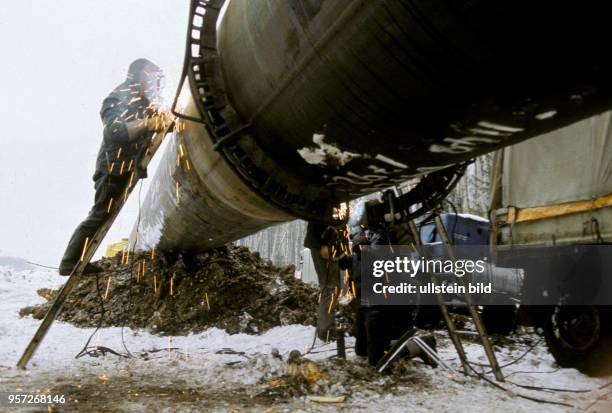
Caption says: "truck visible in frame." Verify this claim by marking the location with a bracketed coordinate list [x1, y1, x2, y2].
[492, 111, 612, 368]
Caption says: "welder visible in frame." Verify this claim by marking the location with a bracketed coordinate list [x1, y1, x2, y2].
[303, 221, 343, 340]
[344, 216, 436, 367]
[58, 59, 171, 276]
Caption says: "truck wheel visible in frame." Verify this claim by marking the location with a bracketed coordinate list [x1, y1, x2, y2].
[543, 305, 601, 367]
[481, 305, 516, 335]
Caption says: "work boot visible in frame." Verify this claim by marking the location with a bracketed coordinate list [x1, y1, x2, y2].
[59, 262, 104, 276]
[417, 335, 438, 367]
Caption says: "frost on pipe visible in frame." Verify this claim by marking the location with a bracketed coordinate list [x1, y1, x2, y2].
[133, 97, 292, 253]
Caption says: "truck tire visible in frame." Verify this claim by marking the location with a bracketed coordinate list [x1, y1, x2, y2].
[543, 305, 601, 368]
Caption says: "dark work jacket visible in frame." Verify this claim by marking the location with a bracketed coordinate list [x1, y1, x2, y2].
[93, 81, 155, 182]
[352, 231, 387, 307]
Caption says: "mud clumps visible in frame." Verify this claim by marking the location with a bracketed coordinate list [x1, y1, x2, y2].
[21, 246, 317, 335]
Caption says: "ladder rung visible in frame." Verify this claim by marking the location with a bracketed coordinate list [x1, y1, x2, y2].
[455, 330, 479, 337]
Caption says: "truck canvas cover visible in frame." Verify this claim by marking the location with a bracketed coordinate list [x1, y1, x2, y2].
[500, 111, 612, 245]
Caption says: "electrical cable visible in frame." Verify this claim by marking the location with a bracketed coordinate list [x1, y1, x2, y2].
[26, 261, 59, 270]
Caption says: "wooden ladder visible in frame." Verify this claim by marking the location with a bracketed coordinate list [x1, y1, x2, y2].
[16, 123, 174, 369]
[407, 210, 504, 381]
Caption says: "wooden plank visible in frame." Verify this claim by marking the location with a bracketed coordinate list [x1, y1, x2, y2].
[509, 193, 612, 223]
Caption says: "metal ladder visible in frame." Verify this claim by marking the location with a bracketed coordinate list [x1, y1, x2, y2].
[407, 210, 504, 382]
[16, 123, 174, 369]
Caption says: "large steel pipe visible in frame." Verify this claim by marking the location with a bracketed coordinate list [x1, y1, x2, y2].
[135, 0, 612, 252]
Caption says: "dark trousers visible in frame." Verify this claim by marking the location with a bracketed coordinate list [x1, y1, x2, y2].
[361, 306, 417, 365]
[311, 249, 340, 340]
[59, 174, 129, 273]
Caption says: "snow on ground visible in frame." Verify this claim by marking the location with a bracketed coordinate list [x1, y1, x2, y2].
[0, 265, 610, 412]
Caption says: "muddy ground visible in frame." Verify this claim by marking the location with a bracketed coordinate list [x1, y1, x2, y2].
[20, 246, 317, 335]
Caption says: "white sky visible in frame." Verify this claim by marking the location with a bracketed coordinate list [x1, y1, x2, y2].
[0, 1, 190, 266]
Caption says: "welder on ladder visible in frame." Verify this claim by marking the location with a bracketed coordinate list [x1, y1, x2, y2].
[58, 58, 172, 276]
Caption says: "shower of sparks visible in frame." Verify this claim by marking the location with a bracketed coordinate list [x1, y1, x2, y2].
[204, 292, 210, 310]
[106, 197, 114, 214]
[175, 181, 180, 204]
[151, 247, 156, 260]
[327, 292, 335, 314]
[170, 273, 174, 296]
[153, 273, 158, 293]
[104, 276, 112, 300]
[116, 148, 122, 158]
[79, 237, 89, 262]
[119, 160, 126, 175]
[332, 202, 349, 220]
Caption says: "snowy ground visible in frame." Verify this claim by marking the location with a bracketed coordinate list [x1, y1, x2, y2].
[1, 265, 611, 412]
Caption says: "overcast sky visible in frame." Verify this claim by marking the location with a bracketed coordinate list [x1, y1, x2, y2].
[0, 1, 189, 266]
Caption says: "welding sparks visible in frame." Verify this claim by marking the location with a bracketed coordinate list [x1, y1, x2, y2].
[104, 276, 112, 300]
[79, 237, 89, 263]
[327, 293, 335, 314]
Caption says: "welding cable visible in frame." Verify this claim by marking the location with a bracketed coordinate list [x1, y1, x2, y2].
[465, 362, 576, 408]
[26, 261, 59, 270]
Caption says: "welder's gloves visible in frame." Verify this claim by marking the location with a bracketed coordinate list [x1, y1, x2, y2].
[145, 111, 173, 133]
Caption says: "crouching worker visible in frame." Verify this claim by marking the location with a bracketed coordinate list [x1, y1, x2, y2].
[343, 226, 437, 367]
[58, 59, 171, 276]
